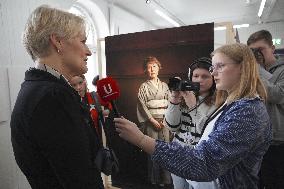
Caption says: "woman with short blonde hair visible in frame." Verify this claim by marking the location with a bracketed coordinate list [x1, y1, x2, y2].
[11, 5, 104, 189]
[23, 5, 86, 61]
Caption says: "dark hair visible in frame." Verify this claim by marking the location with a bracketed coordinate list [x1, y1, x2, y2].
[143, 56, 162, 72]
[92, 75, 99, 86]
[247, 30, 273, 46]
[189, 57, 212, 80]
[188, 57, 216, 106]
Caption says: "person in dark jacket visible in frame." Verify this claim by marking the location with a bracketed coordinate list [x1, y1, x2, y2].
[10, 5, 104, 189]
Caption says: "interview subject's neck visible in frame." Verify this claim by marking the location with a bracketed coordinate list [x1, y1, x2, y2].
[36, 56, 73, 81]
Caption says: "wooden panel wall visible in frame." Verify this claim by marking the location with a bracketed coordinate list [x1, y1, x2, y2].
[105, 23, 214, 187]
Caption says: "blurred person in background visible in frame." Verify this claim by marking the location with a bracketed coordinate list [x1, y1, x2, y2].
[70, 75, 112, 140]
[248, 30, 284, 189]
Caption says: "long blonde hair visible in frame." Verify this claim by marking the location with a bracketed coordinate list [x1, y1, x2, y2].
[211, 43, 267, 106]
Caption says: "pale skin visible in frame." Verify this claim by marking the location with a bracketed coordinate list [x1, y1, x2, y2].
[114, 52, 241, 154]
[171, 68, 214, 108]
[70, 76, 87, 97]
[38, 31, 92, 81]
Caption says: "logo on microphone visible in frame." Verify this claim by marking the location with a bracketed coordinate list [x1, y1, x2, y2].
[96, 77, 120, 101]
[103, 84, 119, 98]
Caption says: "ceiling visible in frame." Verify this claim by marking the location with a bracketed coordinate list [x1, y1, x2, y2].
[112, 0, 284, 29]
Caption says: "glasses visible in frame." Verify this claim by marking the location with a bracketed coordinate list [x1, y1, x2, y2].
[209, 63, 227, 74]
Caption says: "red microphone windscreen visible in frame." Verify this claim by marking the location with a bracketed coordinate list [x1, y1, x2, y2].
[96, 77, 120, 102]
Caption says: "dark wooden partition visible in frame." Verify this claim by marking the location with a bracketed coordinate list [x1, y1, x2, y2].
[105, 23, 214, 188]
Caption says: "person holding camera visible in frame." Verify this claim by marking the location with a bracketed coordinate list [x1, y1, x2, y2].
[114, 43, 272, 189]
[165, 57, 216, 189]
[247, 30, 284, 189]
[137, 56, 172, 188]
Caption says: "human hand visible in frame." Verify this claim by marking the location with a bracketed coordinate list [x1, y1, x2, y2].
[180, 91, 196, 108]
[114, 117, 144, 145]
[149, 117, 163, 130]
[170, 91, 182, 104]
[102, 109, 110, 117]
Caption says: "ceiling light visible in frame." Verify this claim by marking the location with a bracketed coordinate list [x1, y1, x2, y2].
[233, 24, 249, 28]
[146, 0, 151, 4]
[214, 24, 249, 31]
[155, 9, 180, 27]
[214, 26, 227, 31]
[258, 0, 267, 17]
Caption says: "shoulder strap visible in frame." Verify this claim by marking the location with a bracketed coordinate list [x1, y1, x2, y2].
[187, 94, 209, 112]
[200, 103, 227, 136]
[90, 92, 113, 149]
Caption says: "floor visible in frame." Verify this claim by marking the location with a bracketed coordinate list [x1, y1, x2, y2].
[105, 176, 174, 189]
[108, 183, 173, 189]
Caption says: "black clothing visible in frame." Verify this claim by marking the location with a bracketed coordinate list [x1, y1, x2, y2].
[11, 69, 104, 189]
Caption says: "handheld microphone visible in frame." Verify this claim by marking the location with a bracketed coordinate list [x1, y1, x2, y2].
[96, 77, 121, 118]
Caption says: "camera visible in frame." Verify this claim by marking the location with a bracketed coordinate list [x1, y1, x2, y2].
[168, 77, 200, 91]
[250, 48, 265, 65]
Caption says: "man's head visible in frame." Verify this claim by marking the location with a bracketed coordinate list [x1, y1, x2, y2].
[247, 30, 276, 68]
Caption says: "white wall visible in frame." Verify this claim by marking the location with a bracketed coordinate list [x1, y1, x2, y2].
[110, 4, 156, 35]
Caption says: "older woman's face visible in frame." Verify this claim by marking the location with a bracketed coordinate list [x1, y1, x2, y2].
[70, 76, 87, 97]
[211, 52, 241, 93]
[146, 62, 160, 79]
[61, 32, 92, 76]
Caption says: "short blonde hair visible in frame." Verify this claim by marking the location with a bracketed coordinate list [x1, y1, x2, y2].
[23, 5, 86, 60]
[211, 43, 267, 106]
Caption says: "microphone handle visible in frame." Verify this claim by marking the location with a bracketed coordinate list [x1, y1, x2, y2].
[110, 100, 121, 118]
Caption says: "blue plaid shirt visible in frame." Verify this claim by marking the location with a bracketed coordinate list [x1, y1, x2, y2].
[152, 97, 272, 189]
